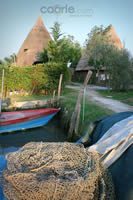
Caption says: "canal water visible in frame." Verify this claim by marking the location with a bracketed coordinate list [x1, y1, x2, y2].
[0, 116, 67, 199]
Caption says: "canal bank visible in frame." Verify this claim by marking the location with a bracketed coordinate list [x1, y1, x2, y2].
[1, 86, 114, 141]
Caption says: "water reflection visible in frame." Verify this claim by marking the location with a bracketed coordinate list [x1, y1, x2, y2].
[0, 117, 67, 148]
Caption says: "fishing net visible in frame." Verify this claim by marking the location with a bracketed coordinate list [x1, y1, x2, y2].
[3, 142, 115, 200]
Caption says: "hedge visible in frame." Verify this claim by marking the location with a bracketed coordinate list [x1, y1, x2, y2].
[0, 62, 69, 96]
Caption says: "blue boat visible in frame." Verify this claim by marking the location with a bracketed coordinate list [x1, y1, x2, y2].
[0, 108, 60, 134]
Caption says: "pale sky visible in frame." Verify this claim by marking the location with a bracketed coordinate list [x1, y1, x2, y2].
[0, 0, 133, 59]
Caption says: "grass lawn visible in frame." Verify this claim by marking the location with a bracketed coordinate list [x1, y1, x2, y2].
[97, 90, 133, 106]
[7, 87, 114, 139]
[10, 94, 52, 102]
[61, 88, 114, 138]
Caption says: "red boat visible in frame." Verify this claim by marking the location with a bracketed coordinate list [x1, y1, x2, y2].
[0, 108, 60, 134]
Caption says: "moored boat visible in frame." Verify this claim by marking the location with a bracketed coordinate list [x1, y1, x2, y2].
[0, 108, 59, 134]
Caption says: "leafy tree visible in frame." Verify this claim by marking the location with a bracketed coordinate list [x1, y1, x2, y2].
[109, 49, 133, 91]
[86, 25, 133, 91]
[51, 22, 63, 43]
[39, 48, 49, 63]
[87, 25, 111, 81]
[0, 60, 4, 65]
[4, 57, 12, 64]
[61, 35, 81, 68]
[39, 22, 81, 67]
[3, 53, 16, 65]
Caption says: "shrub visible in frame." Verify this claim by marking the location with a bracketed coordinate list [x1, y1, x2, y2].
[0, 62, 68, 96]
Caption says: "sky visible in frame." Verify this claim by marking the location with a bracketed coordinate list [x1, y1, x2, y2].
[0, 0, 133, 60]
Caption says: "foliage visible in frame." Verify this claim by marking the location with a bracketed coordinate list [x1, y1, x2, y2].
[0, 54, 17, 68]
[108, 49, 133, 91]
[0, 63, 69, 96]
[86, 25, 133, 91]
[0, 59, 4, 65]
[63, 35, 81, 68]
[39, 22, 81, 68]
[50, 22, 63, 42]
[87, 25, 112, 74]
[39, 48, 49, 63]
[0, 53, 17, 65]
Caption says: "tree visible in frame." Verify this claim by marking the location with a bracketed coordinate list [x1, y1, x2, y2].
[87, 25, 111, 82]
[86, 25, 133, 91]
[109, 49, 133, 91]
[51, 22, 63, 43]
[39, 48, 49, 63]
[62, 35, 81, 68]
[3, 53, 16, 65]
[0, 59, 4, 65]
[39, 22, 81, 67]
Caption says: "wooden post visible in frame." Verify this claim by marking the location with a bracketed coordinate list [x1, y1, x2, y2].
[82, 88, 86, 122]
[75, 103, 81, 136]
[67, 71, 92, 140]
[0, 69, 4, 114]
[57, 74, 63, 106]
[52, 90, 56, 105]
[83, 70, 93, 88]
[67, 86, 82, 139]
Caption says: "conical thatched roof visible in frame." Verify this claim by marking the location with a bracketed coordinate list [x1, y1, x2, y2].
[107, 25, 123, 50]
[76, 25, 123, 71]
[16, 16, 51, 66]
[76, 53, 94, 71]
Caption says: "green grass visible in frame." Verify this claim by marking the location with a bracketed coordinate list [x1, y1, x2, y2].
[62, 88, 78, 97]
[7, 87, 114, 139]
[79, 99, 113, 135]
[97, 90, 133, 106]
[10, 94, 52, 102]
[61, 87, 114, 138]
[67, 82, 80, 86]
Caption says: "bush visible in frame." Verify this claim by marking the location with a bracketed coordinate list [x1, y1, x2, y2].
[109, 49, 133, 91]
[0, 62, 68, 96]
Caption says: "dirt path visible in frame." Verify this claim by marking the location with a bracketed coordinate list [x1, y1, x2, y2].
[66, 84, 133, 113]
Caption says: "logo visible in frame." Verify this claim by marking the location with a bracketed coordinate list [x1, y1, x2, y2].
[40, 4, 93, 17]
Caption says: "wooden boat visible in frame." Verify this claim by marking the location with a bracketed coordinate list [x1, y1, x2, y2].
[0, 108, 59, 134]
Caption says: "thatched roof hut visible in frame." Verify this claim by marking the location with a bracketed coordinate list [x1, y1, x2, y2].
[75, 53, 94, 72]
[16, 16, 51, 66]
[107, 25, 123, 50]
[75, 25, 123, 75]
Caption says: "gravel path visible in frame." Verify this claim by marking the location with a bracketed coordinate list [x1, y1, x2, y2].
[66, 84, 133, 113]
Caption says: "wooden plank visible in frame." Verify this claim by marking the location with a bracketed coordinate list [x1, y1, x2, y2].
[75, 103, 81, 136]
[0, 69, 4, 114]
[57, 74, 63, 106]
[67, 71, 92, 139]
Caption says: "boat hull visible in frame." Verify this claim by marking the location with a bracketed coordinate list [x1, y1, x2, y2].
[0, 108, 59, 126]
[0, 112, 57, 134]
